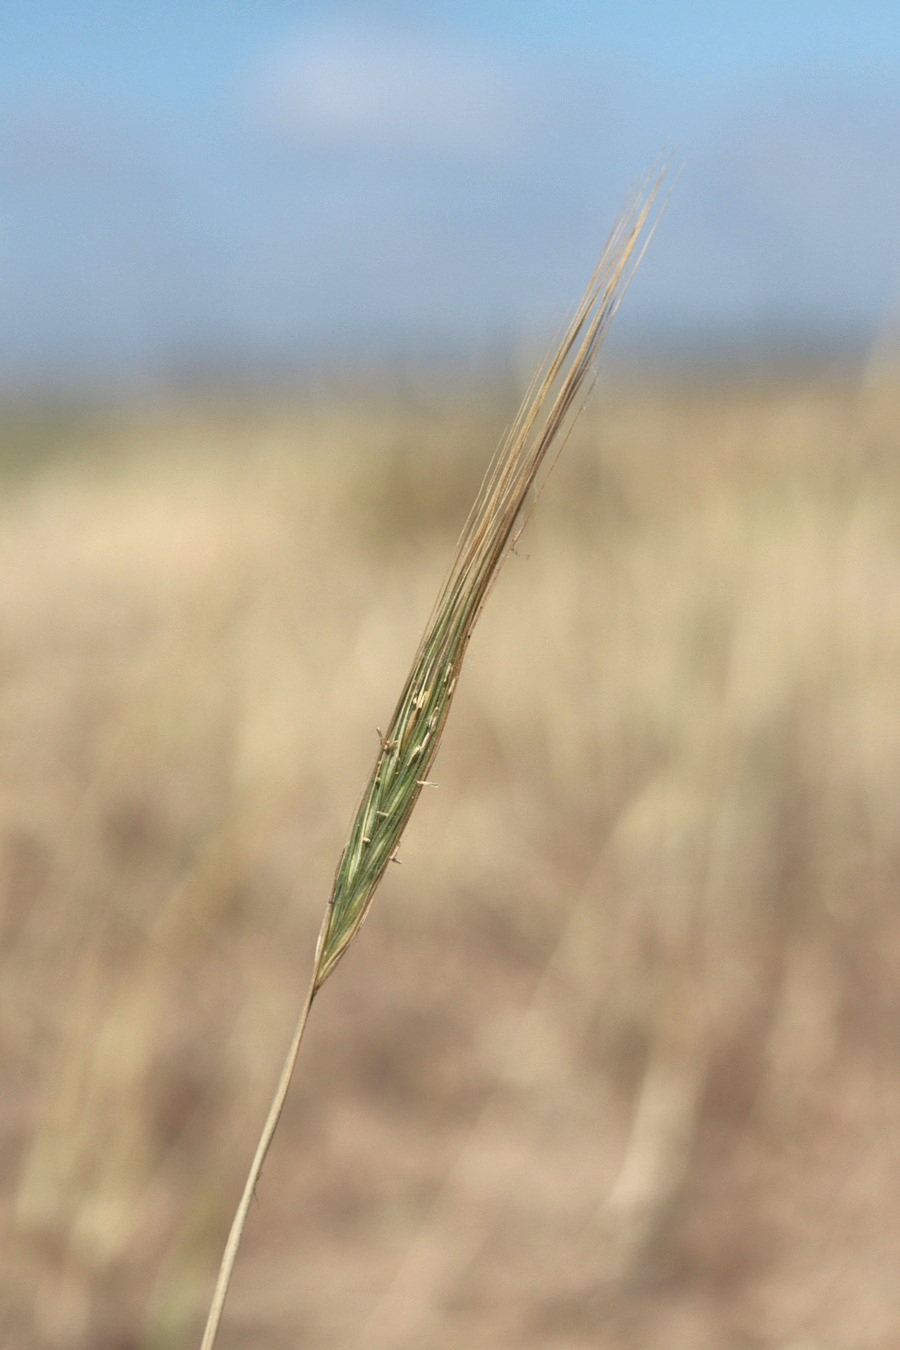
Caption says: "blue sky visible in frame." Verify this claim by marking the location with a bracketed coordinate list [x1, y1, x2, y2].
[2, 1, 899, 388]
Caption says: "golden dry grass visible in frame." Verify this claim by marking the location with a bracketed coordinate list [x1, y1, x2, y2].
[199, 184, 664, 1350]
[3, 363, 900, 1348]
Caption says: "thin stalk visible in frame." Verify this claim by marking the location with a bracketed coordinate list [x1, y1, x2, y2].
[198, 929, 323, 1350]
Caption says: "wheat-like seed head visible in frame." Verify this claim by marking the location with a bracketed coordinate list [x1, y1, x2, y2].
[200, 163, 671, 1350]
[315, 165, 669, 987]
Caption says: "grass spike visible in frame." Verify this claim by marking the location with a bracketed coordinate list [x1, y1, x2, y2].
[199, 161, 670, 1350]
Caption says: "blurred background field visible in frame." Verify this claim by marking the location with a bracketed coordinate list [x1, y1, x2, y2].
[4, 3, 900, 1347]
[3, 362, 900, 1349]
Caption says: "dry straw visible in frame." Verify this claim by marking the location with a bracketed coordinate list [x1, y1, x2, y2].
[199, 164, 669, 1350]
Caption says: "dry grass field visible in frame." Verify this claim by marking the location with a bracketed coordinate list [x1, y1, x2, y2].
[3, 365, 900, 1349]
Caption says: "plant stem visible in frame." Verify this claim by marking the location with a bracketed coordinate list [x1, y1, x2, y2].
[198, 955, 320, 1350]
